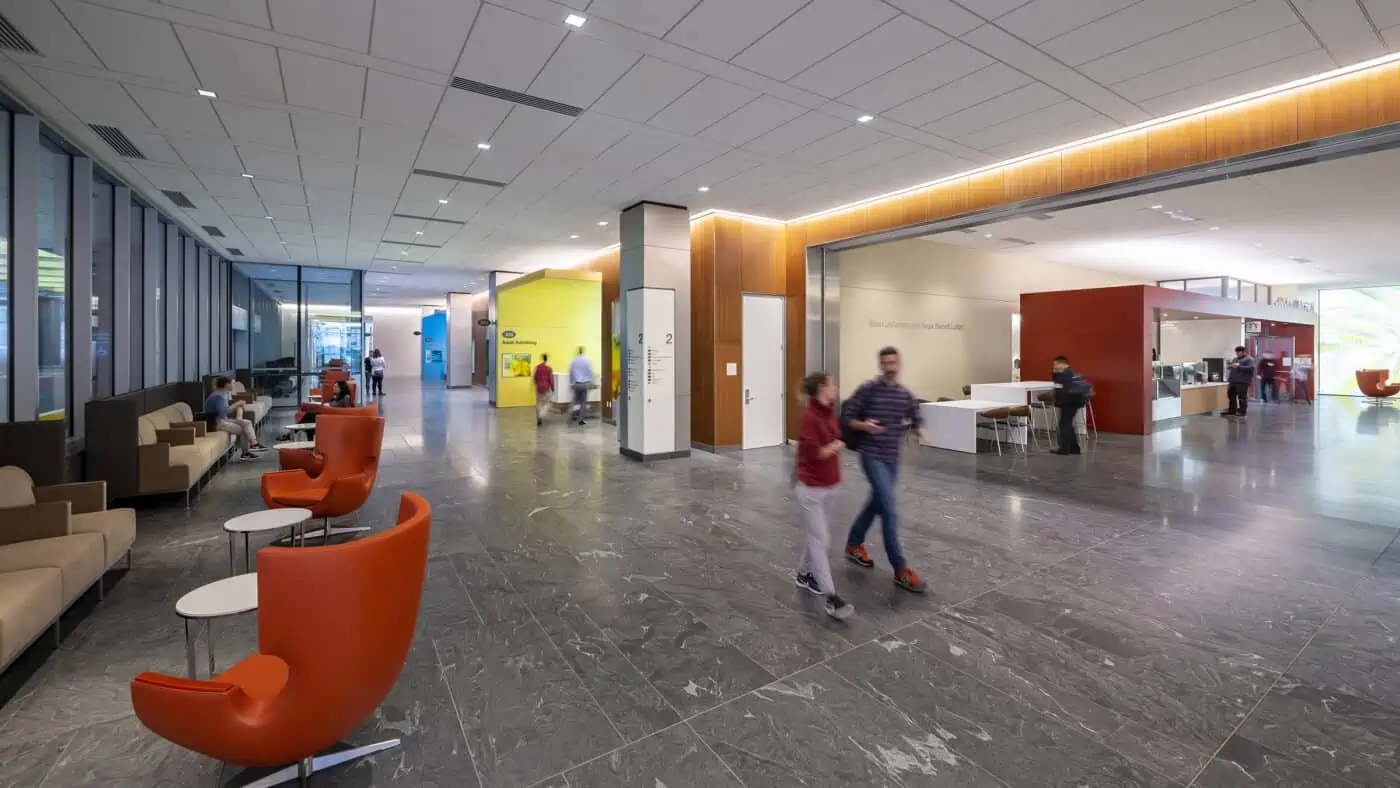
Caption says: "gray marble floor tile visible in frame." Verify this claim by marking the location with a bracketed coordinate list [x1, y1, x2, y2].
[689, 664, 1008, 787]
[36, 713, 217, 788]
[827, 637, 1181, 787]
[0, 728, 69, 786]
[560, 724, 742, 788]
[1283, 575, 1400, 710]
[1192, 735, 1363, 787]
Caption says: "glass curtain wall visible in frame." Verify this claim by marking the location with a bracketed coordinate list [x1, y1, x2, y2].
[92, 177, 114, 399]
[300, 267, 363, 401]
[37, 139, 70, 422]
[128, 200, 144, 386]
[0, 110, 10, 422]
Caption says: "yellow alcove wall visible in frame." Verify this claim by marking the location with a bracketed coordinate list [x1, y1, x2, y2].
[495, 269, 603, 408]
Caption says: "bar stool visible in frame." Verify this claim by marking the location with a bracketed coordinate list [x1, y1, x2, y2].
[976, 407, 1011, 455]
[1006, 405, 1038, 452]
[1084, 399, 1098, 439]
[1029, 392, 1056, 437]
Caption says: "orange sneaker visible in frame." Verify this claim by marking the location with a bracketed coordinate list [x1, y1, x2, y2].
[894, 567, 927, 594]
[845, 545, 874, 568]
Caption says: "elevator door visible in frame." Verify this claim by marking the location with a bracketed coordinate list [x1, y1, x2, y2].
[742, 294, 786, 450]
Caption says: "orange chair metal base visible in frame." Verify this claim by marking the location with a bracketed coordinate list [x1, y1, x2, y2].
[242, 740, 400, 787]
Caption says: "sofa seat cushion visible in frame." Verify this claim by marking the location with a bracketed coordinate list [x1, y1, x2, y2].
[0, 466, 37, 508]
[0, 534, 105, 605]
[194, 434, 228, 463]
[166, 446, 207, 487]
[0, 568, 63, 666]
[71, 508, 136, 568]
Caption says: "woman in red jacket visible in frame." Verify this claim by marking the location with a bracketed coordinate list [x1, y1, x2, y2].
[795, 371, 854, 620]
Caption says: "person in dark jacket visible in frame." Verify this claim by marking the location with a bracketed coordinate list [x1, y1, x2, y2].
[1223, 345, 1255, 417]
[794, 371, 853, 620]
[1256, 352, 1278, 402]
[1051, 356, 1089, 455]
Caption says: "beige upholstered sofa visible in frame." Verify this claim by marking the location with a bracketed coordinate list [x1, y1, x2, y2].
[230, 380, 272, 427]
[0, 467, 136, 671]
[137, 402, 236, 505]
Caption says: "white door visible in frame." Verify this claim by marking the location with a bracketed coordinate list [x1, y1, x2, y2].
[742, 294, 786, 450]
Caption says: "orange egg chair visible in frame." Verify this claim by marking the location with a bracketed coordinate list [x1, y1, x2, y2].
[1356, 369, 1400, 403]
[279, 404, 380, 477]
[262, 416, 384, 543]
[131, 492, 430, 786]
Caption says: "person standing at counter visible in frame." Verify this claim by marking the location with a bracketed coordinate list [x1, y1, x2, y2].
[1051, 356, 1090, 455]
[1223, 345, 1255, 418]
[1256, 352, 1278, 402]
[842, 346, 928, 595]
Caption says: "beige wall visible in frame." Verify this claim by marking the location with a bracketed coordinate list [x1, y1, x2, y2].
[835, 238, 1145, 400]
[1159, 318, 1244, 364]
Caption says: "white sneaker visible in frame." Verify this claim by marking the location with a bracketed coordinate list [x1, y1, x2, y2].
[825, 595, 854, 620]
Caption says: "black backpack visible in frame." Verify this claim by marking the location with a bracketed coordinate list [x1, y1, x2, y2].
[839, 385, 868, 451]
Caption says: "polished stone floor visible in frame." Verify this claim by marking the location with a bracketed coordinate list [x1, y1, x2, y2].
[1, 381, 1398, 787]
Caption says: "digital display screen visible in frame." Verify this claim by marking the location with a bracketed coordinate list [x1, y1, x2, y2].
[1319, 286, 1400, 395]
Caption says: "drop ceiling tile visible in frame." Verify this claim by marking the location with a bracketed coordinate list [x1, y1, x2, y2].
[885, 63, 1032, 128]
[269, 0, 375, 52]
[197, 172, 260, 199]
[129, 162, 205, 191]
[239, 148, 302, 179]
[956, 99, 1107, 152]
[465, 105, 573, 182]
[788, 15, 948, 99]
[545, 113, 637, 160]
[597, 129, 680, 170]
[217, 197, 270, 217]
[1291, 0, 1385, 66]
[121, 131, 184, 164]
[62, 3, 197, 82]
[817, 136, 925, 178]
[162, 0, 272, 27]
[354, 165, 410, 196]
[401, 173, 457, 203]
[305, 187, 353, 210]
[1040, 0, 1247, 67]
[428, 89, 514, 145]
[176, 26, 285, 102]
[217, 104, 296, 147]
[169, 139, 244, 172]
[924, 81, 1063, 138]
[589, 57, 705, 123]
[647, 77, 760, 135]
[779, 124, 886, 168]
[3, 0, 103, 66]
[527, 33, 642, 109]
[126, 86, 227, 136]
[1366, 0, 1400, 29]
[585, 0, 702, 36]
[267, 204, 312, 223]
[695, 94, 807, 146]
[679, 148, 767, 186]
[839, 39, 992, 114]
[454, 3, 566, 92]
[291, 116, 361, 161]
[362, 70, 443, 128]
[1137, 48, 1334, 116]
[280, 50, 366, 116]
[415, 135, 479, 177]
[370, 0, 481, 72]
[253, 180, 308, 205]
[730, 0, 896, 81]
[665, 0, 808, 60]
[741, 110, 848, 156]
[1112, 25, 1318, 102]
[993, 0, 1140, 45]
[358, 126, 424, 166]
[27, 68, 150, 127]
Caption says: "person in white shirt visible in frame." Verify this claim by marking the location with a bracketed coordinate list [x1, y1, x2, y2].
[369, 349, 387, 395]
[568, 346, 594, 425]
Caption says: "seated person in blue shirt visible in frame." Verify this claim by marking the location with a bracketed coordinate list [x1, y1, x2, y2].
[205, 376, 267, 460]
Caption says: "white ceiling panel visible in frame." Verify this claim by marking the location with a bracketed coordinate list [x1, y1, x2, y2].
[361, 70, 443, 128]
[647, 78, 758, 135]
[353, 165, 410, 196]
[27, 68, 151, 127]
[1367, 0, 1400, 29]
[780, 124, 886, 168]
[239, 148, 302, 179]
[741, 110, 849, 156]
[401, 173, 456, 203]
[161, 0, 272, 28]
[1138, 48, 1335, 116]
[1112, 25, 1318, 102]
[122, 131, 184, 164]
[924, 81, 1063, 139]
[1041, 0, 1249, 67]
[176, 26, 285, 102]
[305, 187, 352, 210]
[585, 0, 702, 36]
[3, 0, 103, 66]
[370, 0, 481, 72]
[253, 180, 307, 205]
[129, 162, 205, 191]
[597, 128, 681, 170]
[886, 63, 1033, 129]
[696, 94, 806, 146]
[631, 138, 724, 181]
[291, 116, 361, 160]
[414, 135, 479, 177]
[882, 0, 983, 36]
[528, 33, 641, 109]
[268, 0, 374, 52]
[958, 99, 1106, 151]
[1289, 0, 1383, 65]
[358, 126, 424, 166]
[664, 0, 810, 60]
[62, 3, 197, 82]
[453, 3, 566, 92]
[217, 197, 270, 217]
[788, 15, 948, 99]
[126, 86, 227, 135]
[428, 89, 514, 144]
[545, 113, 637, 160]
[839, 40, 993, 114]
[279, 50, 366, 116]
[1076, 0, 1299, 86]
[267, 203, 311, 222]
[994, 0, 1141, 45]
[216, 104, 296, 146]
[589, 57, 705, 123]
[465, 106, 574, 181]
[170, 139, 244, 172]
[197, 172, 259, 200]
[817, 136, 926, 177]
[730, 0, 897, 82]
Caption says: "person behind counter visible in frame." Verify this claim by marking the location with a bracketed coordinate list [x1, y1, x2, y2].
[1222, 345, 1255, 418]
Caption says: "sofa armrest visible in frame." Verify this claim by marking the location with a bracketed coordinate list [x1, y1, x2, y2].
[231, 393, 254, 404]
[0, 501, 71, 545]
[34, 481, 107, 514]
[155, 427, 195, 446]
[171, 420, 208, 437]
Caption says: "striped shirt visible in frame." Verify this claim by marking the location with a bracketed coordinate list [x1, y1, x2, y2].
[846, 378, 921, 463]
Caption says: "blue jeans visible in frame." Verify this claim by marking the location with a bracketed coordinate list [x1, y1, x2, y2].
[846, 454, 906, 572]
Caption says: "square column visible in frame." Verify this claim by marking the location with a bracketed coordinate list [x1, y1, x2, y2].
[485, 271, 520, 405]
[446, 291, 474, 388]
[619, 201, 690, 461]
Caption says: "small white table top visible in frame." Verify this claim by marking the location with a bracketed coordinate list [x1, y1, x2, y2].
[973, 381, 1055, 390]
[224, 507, 312, 534]
[286, 422, 317, 431]
[276, 441, 316, 451]
[923, 399, 1017, 411]
[176, 573, 259, 619]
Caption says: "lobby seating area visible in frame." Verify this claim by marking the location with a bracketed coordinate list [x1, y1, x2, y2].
[1356, 368, 1400, 403]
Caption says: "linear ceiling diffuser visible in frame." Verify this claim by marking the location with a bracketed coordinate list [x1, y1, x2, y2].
[449, 77, 582, 117]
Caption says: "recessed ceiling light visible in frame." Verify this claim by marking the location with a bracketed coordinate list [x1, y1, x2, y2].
[564, 13, 586, 27]
[477, 142, 491, 150]
[415, 231, 423, 235]
[392, 266, 398, 270]
[570, 234, 579, 239]
[597, 221, 608, 226]
[241, 173, 254, 178]
[983, 233, 993, 238]
[1209, 226, 1220, 230]
[279, 241, 286, 245]
[857, 115, 874, 123]
[697, 186, 710, 192]
[438, 199, 449, 204]
[197, 89, 217, 99]
[1150, 204, 1163, 210]
[1254, 243, 1263, 248]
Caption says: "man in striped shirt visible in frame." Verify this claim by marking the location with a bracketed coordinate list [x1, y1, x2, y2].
[842, 346, 928, 594]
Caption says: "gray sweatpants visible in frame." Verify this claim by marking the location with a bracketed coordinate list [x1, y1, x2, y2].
[796, 483, 838, 596]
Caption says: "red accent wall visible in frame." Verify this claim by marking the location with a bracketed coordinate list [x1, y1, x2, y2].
[1260, 321, 1315, 358]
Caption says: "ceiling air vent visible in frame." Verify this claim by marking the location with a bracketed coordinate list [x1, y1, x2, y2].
[161, 190, 196, 209]
[89, 125, 145, 159]
[392, 213, 464, 225]
[449, 77, 583, 117]
[201, 225, 225, 238]
[0, 13, 39, 55]
[1002, 238, 1035, 247]
[225, 248, 245, 257]
[411, 168, 508, 189]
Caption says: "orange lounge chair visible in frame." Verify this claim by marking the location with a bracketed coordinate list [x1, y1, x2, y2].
[262, 416, 384, 543]
[1356, 369, 1400, 403]
[278, 404, 379, 477]
[131, 492, 431, 786]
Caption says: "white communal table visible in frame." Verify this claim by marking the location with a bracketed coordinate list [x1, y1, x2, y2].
[919, 400, 1027, 453]
[969, 381, 1056, 404]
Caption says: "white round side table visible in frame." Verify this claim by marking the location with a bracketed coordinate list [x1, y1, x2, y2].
[223, 507, 313, 575]
[286, 422, 317, 433]
[275, 440, 316, 451]
[175, 573, 259, 679]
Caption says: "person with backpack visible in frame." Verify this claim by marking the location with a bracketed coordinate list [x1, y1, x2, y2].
[1051, 355, 1091, 455]
[794, 371, 854, 620]
[841, 346, 928, 594]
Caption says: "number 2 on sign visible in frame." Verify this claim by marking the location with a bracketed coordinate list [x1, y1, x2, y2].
[638, 333, 675, 344]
